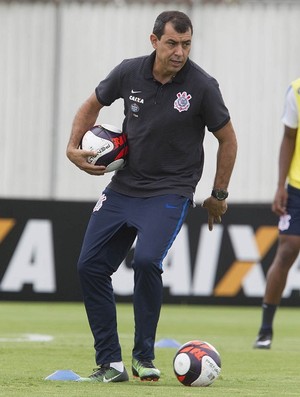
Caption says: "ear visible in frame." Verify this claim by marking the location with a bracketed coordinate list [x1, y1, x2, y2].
[150, 33, 158, 49]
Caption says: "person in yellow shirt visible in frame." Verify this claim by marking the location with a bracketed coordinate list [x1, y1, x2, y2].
[254, 78, 300, 349]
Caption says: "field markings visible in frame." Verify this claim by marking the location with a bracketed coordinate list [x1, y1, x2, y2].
[0, 333, 54, 342]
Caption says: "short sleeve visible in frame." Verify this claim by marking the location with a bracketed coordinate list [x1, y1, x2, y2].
[95, 63, 123, 106]
[201, 78, 230, 133]
[281, 85, 298, 129]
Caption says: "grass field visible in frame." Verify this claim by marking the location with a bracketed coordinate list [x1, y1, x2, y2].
[0, 302, 299, 397]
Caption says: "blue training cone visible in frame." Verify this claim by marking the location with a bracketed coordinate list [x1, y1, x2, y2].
[155, 338, 182, 348]
[45, 369, 81, 381]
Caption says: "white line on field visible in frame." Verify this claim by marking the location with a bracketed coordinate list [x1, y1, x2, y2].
[0, 333, 54, 342]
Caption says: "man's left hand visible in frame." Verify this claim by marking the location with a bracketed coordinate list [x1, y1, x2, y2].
[202, 196, 228, 231]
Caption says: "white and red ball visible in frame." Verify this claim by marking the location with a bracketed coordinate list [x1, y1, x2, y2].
[80, 124, 128, 172]
[173, 340, 221, 387]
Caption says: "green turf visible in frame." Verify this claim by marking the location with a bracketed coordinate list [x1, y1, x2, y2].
[0, 302, 299, 397]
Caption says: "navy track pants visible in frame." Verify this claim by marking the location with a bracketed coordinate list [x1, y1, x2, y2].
[77, 188, 190, 365]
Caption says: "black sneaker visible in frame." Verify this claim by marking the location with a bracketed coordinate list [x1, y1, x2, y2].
[253, 332, 273, 349]
[132, 358, 160, 381]
[78, 364, 129, 382]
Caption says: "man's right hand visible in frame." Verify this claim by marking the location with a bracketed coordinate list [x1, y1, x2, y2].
[272, 186, 288, 216]
[67, 147, 107, 175]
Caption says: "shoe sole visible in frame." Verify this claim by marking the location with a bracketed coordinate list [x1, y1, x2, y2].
[78, 375, 129, 382]
[253, 343, 271, 350]
[132, 368, 160, 381]
[78, 369, 129, 382]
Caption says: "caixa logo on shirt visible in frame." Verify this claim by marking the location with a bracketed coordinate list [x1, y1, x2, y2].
[129, 94, 144, 117]
[174, 91, 192, 112]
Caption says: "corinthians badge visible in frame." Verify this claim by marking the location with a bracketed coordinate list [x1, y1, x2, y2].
[174, 91, 192, 112]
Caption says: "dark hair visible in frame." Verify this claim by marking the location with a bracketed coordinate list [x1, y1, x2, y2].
[153, 10, 193, 39]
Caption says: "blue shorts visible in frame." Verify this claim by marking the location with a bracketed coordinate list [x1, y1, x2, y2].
[279, 184, 300, 236]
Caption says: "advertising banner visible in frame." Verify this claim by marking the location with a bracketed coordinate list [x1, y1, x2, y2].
[1, 198, 300, 306]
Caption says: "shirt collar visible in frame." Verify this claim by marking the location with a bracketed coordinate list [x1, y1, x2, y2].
[144, 51, 191, 83]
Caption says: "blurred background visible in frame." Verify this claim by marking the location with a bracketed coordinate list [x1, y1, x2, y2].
[1, 0, 300, 203]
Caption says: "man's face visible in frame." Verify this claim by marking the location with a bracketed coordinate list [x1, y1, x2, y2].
[150, 22, 192, 77]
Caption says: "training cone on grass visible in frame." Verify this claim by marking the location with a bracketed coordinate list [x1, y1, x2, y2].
[154, 338, 181, 348]
[45, 370, 81, 381]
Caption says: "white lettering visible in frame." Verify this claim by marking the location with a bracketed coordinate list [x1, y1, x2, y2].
[229, 225, 266, 297]
[228, 225, 260, 261]
[192, 225, 223, 295]
[129, 95, 144, 103]
[0, 220, 56, 292]
[96, 222, 300, 300]
[242, 263, 267, 296]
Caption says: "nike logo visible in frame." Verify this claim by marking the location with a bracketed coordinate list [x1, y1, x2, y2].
[131, 90, 142, 94]
[102, 374, 122, 383]
[165, 204, 178, 209]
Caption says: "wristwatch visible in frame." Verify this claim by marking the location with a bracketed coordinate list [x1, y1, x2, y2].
[211, 189, 228, 201]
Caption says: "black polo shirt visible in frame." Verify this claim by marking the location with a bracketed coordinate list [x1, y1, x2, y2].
[95, 51, 230, 200]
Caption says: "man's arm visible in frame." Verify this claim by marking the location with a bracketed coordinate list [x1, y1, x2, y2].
[202, 120, 237, 231]
[272, 125, 297, 216]
[66, 92, 107, 175]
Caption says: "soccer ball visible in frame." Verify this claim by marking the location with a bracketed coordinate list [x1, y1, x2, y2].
[80, 124, 128, 172]
[173, 340, 221, 387]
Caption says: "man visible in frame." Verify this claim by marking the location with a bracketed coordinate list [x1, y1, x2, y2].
[67, 10, 237, 382]
[254, 78, 300, 349]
